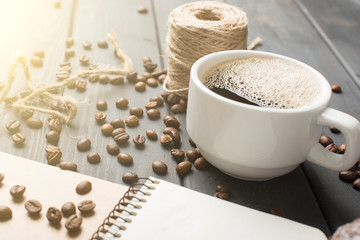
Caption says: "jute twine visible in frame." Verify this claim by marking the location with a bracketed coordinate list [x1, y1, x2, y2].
[164, 1, 261, 98]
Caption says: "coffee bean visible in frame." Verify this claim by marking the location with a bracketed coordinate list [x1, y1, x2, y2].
[82, 40, 92, 50]
[125, 115, 139, 127]
[112, 128, 126, 138]
[56, 71, 70, 80]
[20, 109, 34, 119]
[138, 6, 148, 14]
[88, 73, 99, 83]
[171, 149, 185, 161]
[149, 96, 164, 107]
[339, 170, 357, 182]
[46, 207, 62, 224]
[171, 103, 186, 114]
[12, 133, 26, 145]
[34, 50, 45, 58]
[176, 161, 192, 176]
[133, 134, 146, 146]
[61, 202, 76, 217]
[326, 143, 338, 153]
[78, 200, 96, 213]
[179, 98, 187, 107]
[147, 109, 160, 119]
[65, 48, 75, 59]
[87, 152, 101, 164]
[114, 132, 130, 144]
[45, 145, 62, 165]
[46, 131, 59, 143]
[127, 71, 138, 83]
[99, 74, 110, 84]
[24, 200, 42, 215]
[122, 172, 138, 184]
[160, 134, 173, 147]
[142, 72, 152, 80]
[136, 75, 147, 83]
[110, 119, 125, 129]
[30, 56, 43, 67]
[66, 37, 74, 47]
[117, 153, 133, 166]
[146, 78, 158, 87]
[77, 138, 91, 151]
[143, 56, 152, 63]
[96, 100, 107, 111]
[214, 192, 229, 200]
[144, 62, 157, 72]
[319, 135, 333, 147]
[151, 70, 162, 79]
[107, 142, 120, 155]
[97, 40, 108, 48]
[145, 101, 158, 110]
[331, 84, 341, 93]
[185, 149, 201, 162]
[110, 76, 124, 85]
[353, 179, 360, 191]
[216, 184, 231, 195]
[95, 112, 107, 123]
[189, 137, 196, 148]
[6, 120, 21, 132]
[101, 123, 114, 136]
[0, 173, 4, 183]
[163, 127, 181, 145]
[75, 79, 87, 91]
[194, 157, 208, 169]
[329, 126, 340, 134]
[270, 206, 285, 217]
[338, 144, 346, 154]
[59, 162, 77, 171]
[167, 93, 180, 105]
[26, 117, 43, 129]
[79, 55, 90, 65]
[152, 160, 168, 175]
[158, 74, 166, 84]
[65, 214, 82, 232]
[0, 206, 12, 220]
[10, 185, 26, 198]
[146, 130, 158, 140]
[135, 82, 146, 92]
[49, 118, 62, 132]
[129, 107, 144, 117]
[76, 181, 92, 195]
[163, 115, 180, 129]
[116, 97, 129, 109]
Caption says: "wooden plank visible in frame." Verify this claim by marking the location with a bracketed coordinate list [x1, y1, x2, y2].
[153, 0, 331, 235]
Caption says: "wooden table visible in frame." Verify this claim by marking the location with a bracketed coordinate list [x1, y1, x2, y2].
[1, 0, 359, 236]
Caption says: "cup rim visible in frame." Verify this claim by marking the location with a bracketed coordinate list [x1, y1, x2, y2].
[190, 50, 331, 113]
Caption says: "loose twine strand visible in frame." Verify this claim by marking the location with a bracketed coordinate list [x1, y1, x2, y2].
[0, 31, 133, 122]
[163, 1, 262, 98]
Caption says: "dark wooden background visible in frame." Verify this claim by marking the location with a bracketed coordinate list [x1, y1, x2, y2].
[0, 0, 359, 236]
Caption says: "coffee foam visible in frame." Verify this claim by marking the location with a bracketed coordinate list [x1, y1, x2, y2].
[203, 57, 324, 109]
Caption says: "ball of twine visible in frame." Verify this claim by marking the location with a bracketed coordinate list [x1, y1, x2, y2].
[164, 1, 249, 98]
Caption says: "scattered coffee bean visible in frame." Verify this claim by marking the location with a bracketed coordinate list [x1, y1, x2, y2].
[12, 133, 26, 145]
[171, 149, 185, 161]
[125, 115, 139, 127]
[112, 128, 126, 138]
[147, 109, 160, 119]
[24, 200, 42, 215]
[146, 130, 158, 140]
[96, 100, 107, 111]
[122, 172, 138, 184]
[163, 115, 180, 129]
[61, 202, 76, 217]
[49, 118, 62, 132]
[30, 56, 43, 67]
[88, 73, 99, 83]
[319, 135, 333, 147]
[133, 134, 146, 146]
[143, 56, 152, 64]
[167, 93, 179, 105]
[107, 142, 120, 155]
[46, 207, 62, 224]
[160, 134, 173, 147]
[145, 101, 157, 110]
[101, 124, 114, 136]
[152, 160, 168, 175]
[97, 40, 108, 48]
[326, 143, 338, 153]
[10, 185, 26, 198]
[138, 6, 148, 14]
[151, 70, 162, 79]
[76, 181, 92, 195]
[353, 179, 360, 191]
[214, 192, 229, 200]
[59, 162, 77, 171]
[127, 71, 138, 83]
[176, 161, 192, 176]
[136, 75, 147, 83]
[20, 109, 34, 119]
[158, 74, 166, 83]
[0, 206, 12, 220]
[46, 146, 62, 165]
[95, 112, 107, 123]
[78, 200, 96, 213]
[34, 50, 45, 58]
[75, 79, 87, 91]
[65, 214, 83, 232]
[135, 82, 146, 92]
[26, 117, 43, 129]
[194, 157, 208, 169]
[339, 170, 357, 182]
[79, 55, 90, 65]
[189, 137, 196, 147]
[179, 98, 187, 107]
[171, 103, 186, 114]
[116, 97, 129, 109]
[149, 96, 164, 107]
[329, 126, 340, 134]
[270, 206, 285, 217]
[144, 62, 157, 72]
[142, 72, 152, 80]
[338, 144, 346, 154]
[77, 138, 91, 151]
[146, 78, 158, 87]
[66, 37, 74, 47]
[65, 48, 75, 59]
[114, 132, 130, 144]
[46, 131, 59, 143]
[216, 184, 231, 195]
[186, 149, 201, 162]
[331, 84, 342, 93]
[117, 153, 133, 166]
[110, 76, 124, 85]
[130, 107, 144, 117]
[99, 74, 110, 84]
[82, 40, 92, 50]
[110, 119, 125, 129]
[163, 127, 181, 145]
[0, 173, 4, 183]
[87, 152, 101, 164]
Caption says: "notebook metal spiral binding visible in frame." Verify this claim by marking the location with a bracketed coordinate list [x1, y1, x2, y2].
[90, 177, 160, 240]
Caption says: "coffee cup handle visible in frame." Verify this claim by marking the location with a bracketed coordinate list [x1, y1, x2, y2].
[307, 108, 360, 171]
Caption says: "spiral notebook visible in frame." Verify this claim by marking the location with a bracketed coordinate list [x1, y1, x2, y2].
[0, 152, 326, 239]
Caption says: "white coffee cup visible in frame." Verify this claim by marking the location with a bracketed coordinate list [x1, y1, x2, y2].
[187, 50, 360, 180]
